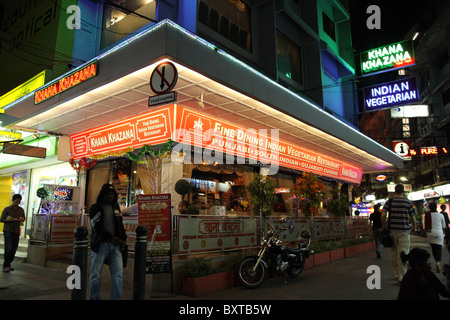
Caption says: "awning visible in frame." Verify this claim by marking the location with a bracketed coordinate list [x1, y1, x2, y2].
[2, 20, 403, 182]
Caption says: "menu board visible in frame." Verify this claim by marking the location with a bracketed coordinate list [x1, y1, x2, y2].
[137, 194, 172, 274]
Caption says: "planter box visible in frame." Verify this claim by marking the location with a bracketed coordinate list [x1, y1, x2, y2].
[182, 270, 235, 297]
[330, 248, 345, 261]
[304, 255, 314, 269]
[344, 242, 374, 258]
[313, 251, 331, 267]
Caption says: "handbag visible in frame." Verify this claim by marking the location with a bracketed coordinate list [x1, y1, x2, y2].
[381, 228, 393, 247]
[381, 198, 394, 248]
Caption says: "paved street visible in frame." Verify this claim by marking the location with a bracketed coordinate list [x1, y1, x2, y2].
[0, 235, 448, 301]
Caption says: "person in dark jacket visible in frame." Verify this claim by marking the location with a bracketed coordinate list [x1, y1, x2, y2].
[370, 204, 383, 258]
[89, 184, 127, 300]
[397, 248, 450, 300]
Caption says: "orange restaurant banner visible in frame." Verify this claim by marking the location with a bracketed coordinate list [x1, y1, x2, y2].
[69, 104, 363, 184]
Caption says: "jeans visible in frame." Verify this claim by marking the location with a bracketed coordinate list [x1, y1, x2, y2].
[372, 228, 383, 255]
[391, 232, 410, 282]
[89, 241, 123, 300]
[3, 231, 20, 269]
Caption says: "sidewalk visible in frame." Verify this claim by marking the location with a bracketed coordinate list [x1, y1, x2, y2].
[0, 235, 448, 300]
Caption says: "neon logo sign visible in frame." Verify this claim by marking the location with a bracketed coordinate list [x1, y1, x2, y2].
[35, 61, 97, 104]
[360, 40, 415, 76]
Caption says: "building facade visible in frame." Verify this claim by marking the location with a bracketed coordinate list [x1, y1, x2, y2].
[0, 0, 402, 244]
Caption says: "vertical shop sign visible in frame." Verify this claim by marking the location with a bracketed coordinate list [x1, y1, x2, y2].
[137, 194, 172, 274]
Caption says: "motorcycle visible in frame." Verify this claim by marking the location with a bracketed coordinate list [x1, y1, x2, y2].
[237, 219, 312, 288]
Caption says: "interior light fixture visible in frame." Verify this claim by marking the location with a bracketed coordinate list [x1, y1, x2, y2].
[197, 94, 205, 109]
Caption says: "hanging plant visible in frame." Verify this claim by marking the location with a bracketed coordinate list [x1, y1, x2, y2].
[291, 172, 326, 217]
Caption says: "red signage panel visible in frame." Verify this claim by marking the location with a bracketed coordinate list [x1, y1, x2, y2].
[69, 106, 173, 159]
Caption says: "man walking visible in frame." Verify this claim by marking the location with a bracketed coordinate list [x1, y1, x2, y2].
[381, 184, 416, 285]
[89, 184, 127, 300]
[1, 194, 25, 272]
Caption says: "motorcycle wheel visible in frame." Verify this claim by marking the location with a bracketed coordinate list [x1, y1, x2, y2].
[288, 255, 305, 278]
[237, 257, 267, 289]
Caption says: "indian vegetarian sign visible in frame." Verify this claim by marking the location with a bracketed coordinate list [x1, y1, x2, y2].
[363, 77, 419, 112]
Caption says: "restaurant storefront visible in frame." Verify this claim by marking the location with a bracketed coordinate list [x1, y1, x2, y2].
[2, 20, 403, 259]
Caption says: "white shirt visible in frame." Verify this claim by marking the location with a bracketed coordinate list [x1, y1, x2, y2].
[427, 211, 446, 245]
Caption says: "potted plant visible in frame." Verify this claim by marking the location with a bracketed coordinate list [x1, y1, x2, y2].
[326, 188, 350, 217]
[175, 179, 191, 201]
[291, 172, 326, 217]
[181, 256, 238, 296]
[247, 174, 277, 217]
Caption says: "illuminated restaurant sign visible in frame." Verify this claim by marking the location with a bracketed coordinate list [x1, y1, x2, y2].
[409, 146, 448, 157]
[70, 104, 363, 184]
[34, 61, 97, 104]
[360, 39, 415, 76]
[363, 77, 419, 111]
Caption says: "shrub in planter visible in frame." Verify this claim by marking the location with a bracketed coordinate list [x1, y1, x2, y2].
[187, 205, 200, 215]
[181, 256, 236, 296]
[175, 179, 191, 200]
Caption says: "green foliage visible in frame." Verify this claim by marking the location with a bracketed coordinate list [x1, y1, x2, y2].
[186, 204, 199, 215]
[182, 257, 213, 278]
[126, 139, 174, 162]
[247, 174, 278, 217]
[175, 179, 191, 196]
[326, 188, 350, 217]
[215, 251, 245, 273]
[310, 236, 374, 253]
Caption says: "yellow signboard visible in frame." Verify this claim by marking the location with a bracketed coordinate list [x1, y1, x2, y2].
[0, 131, 22, 142]
[0, 70, 46, 109]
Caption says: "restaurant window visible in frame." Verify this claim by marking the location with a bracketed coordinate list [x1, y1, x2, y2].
[198, 0, 252, 52]
[322, 11, 335, 41]
[101, 0, 157, 50]
[182, 163, 255, 215]
[86, 158, 141, 211]
[276, 30, 303, 86]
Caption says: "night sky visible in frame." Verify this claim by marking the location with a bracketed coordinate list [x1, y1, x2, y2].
[349, 0, 427, 52]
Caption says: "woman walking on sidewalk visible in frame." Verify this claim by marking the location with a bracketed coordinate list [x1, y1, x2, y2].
[370, 204, 383, 258]
[425, 202, 446, 272]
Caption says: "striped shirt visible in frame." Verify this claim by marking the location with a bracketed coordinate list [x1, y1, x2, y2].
[382, 197, 415, 233]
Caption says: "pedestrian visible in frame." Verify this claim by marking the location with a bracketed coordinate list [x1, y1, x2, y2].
[425, 202, 446, 273]
[440, 205, 450, 247]
[89, 184, 127, 300]
[440, 205, 450, 229]
[370, 204, 383, 258]
[381, 184, 417, 284]
[0, 194, 25, 272]
[397, 248, 450, 300]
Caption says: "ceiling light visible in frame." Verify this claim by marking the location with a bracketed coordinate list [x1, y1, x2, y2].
[197, 94, 205, 109]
